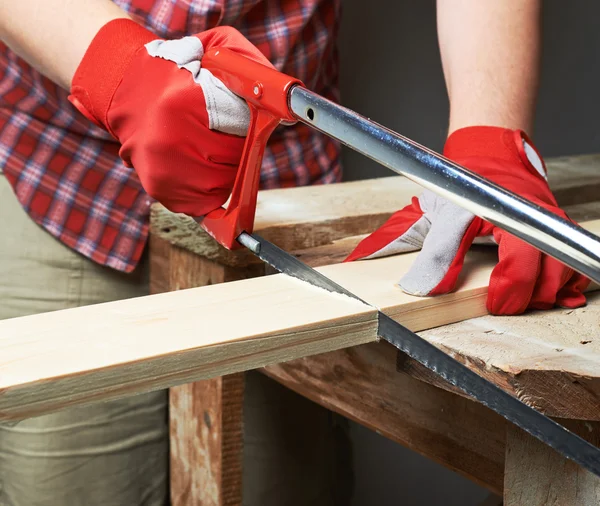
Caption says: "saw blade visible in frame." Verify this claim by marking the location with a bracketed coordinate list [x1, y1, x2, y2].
[237, 231, 600, 477]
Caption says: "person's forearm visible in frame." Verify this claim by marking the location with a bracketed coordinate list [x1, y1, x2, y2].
[437, 0, 541, 135]
[0, 0, 130, 90]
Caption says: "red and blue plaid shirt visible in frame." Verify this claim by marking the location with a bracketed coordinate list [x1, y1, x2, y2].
[0, 0, 341, 272]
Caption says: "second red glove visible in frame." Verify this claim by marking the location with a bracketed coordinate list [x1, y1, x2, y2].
[345, 126, 590, 315]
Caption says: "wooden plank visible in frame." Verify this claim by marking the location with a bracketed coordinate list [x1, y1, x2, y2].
[262, 341, 506, 495]
[149, 154, 600, 267]
[504, 421, 600, 505]
[2, 219, 599, 422]
[0, 267, 377, 421]
[149, 236, 252, 506]
[399, 293, 600, 420]
[292, 198, 600, 269]
[150, 176, 422, 267]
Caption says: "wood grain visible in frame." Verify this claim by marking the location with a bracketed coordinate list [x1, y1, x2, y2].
[504, 421, 600, 505]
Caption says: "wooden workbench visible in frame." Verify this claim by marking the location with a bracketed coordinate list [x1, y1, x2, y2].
[149, 154, 600, 506]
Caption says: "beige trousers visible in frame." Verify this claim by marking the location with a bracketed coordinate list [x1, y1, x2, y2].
[0, 173, 351, 506]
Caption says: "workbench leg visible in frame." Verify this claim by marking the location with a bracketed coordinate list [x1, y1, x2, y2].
[170, 375, 245, 506]
[149, 235, 264, 506]
[504, 421, 600, 505]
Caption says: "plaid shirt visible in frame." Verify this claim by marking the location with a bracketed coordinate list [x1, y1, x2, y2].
[0, 0, 341, 272]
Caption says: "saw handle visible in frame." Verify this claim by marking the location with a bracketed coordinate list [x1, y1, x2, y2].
[199, 48, 304, 249]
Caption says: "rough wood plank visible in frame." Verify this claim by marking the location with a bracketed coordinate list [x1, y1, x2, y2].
[399, 291, 600, 420]
[291, 198, 600, 269]
[504, 420, 600, 505]
[149, 236, 251, 506]
[149, 154, 600, 267]
[150, 176, 422, 267]
[261, 341, 506, 495]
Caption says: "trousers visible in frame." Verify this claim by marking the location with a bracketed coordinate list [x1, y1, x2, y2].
[0, 173, 352, 506]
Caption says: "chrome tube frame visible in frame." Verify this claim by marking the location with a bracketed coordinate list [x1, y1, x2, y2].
[289, 86, 600, 285]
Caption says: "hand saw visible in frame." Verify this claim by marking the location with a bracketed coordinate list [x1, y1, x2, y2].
[199, 48, 600, 475]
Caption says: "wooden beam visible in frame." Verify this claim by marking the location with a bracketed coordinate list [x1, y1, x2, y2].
[150, 176, 423, 267]
[149, 154, 600, 267]
[504, 421, 600, 505]
[1, 220, 599, 423]
[169, 375, 244, 506]
[262, 341, 507, 495]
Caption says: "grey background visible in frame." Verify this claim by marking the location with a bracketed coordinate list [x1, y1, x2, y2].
[336, 1, 600, 505]
[338, 0, 600, 183]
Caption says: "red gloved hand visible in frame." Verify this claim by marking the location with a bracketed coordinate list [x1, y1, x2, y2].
[345, 126, 590, 315]
[69, 19, 273, 216]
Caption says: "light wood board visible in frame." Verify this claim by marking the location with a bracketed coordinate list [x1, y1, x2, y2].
[0, 275, 376, 421]
[1, 218, 599, 422]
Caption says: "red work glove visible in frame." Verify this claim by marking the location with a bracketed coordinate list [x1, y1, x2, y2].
[69, 19, 273, 216]
[345, 126, 590, 315]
